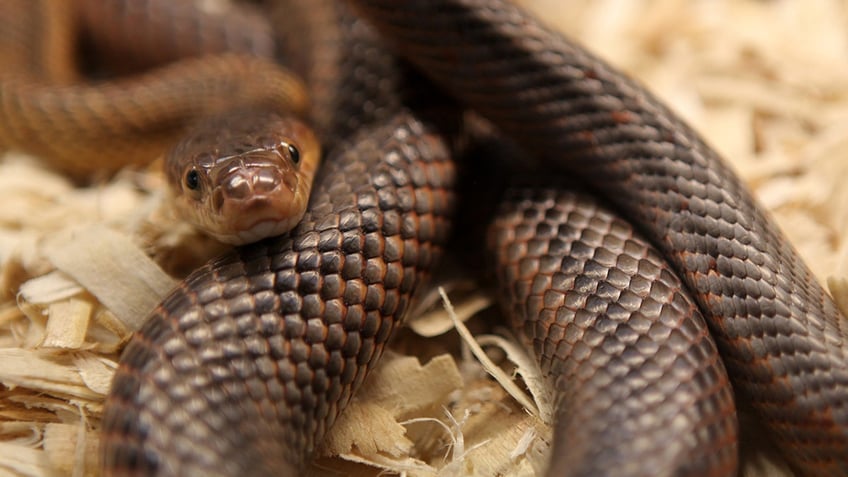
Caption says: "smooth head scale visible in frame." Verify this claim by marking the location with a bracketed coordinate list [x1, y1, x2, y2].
[165, 108, 320, 244]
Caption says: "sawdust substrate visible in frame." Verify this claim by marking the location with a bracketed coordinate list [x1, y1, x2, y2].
[2, 1, 848, 476]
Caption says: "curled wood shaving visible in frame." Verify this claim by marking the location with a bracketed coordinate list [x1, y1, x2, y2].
[43, 225, 175, 331]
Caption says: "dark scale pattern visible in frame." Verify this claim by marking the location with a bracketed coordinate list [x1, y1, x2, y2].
[100, 113, 456, 476]
[349, 0, 848, 473]
[489, 188, 737, 477]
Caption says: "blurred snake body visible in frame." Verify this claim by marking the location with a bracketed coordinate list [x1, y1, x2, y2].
[0, 0, 320, 243]
[1, 0, 847, 476]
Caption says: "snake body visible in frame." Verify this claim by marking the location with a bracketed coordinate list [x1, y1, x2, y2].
[102, 2, 464, 475]
[101, 111, 457, 475]
[347, 0, 848, 474]
[489, 183, 737, 476]
[1, 0, 846, 475]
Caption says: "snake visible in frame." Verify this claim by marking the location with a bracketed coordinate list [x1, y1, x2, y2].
[346, 1, 848, 474]
[1, 0, 846, 476]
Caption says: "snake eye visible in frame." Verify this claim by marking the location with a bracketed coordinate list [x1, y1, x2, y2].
[287, 144, 300, 165]
[185, 169, 201, 191]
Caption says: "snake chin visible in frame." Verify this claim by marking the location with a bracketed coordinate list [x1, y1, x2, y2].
[216, 215, 303, 245]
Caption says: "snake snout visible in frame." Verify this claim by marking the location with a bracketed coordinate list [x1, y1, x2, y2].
[215, 163, 296, 214]
[203, 155, 308, 244]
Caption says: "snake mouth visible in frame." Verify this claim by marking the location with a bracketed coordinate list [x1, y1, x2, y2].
[214, 191, 301, 244]
[225, 215, 305, 244]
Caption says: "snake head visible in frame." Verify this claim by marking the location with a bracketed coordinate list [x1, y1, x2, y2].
[166, 109, 320, 244]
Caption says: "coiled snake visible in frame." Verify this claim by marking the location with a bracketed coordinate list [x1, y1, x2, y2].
[1, 0, 846, 476]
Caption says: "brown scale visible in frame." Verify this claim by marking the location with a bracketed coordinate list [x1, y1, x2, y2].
[489, 186, 737, 476]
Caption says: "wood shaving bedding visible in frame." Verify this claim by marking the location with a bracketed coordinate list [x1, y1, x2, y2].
[1, 1, 846, 475]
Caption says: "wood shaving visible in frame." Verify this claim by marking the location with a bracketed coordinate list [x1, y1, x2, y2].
[2, 1, 847, 476]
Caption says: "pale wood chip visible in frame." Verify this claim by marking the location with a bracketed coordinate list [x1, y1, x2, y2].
[327, 402, 414, 459]
[43, 422, 98, 477]
[440, 289, 537, 417]
[0, 442, 56, 477]
[409, 291, 492, 338]
[475, 334, 552, 423]
[828, 277, 848, 319]
[43, 225, 175, 331]
[321, 352, 464, 460]
[72, 354, 116, 397]
[19, 272, 85, 306]
[0, 349, 102, 401]
[42, 299, 92, 349]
